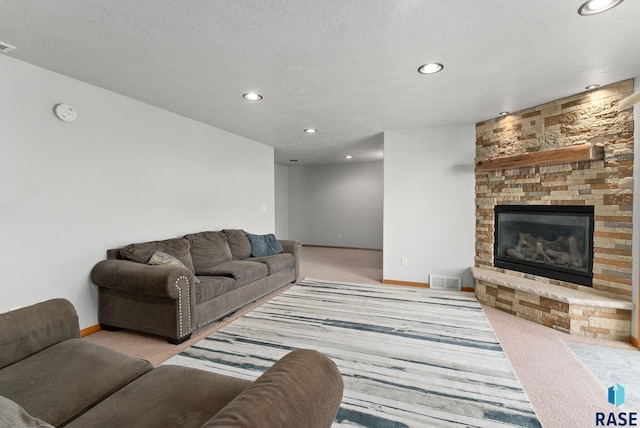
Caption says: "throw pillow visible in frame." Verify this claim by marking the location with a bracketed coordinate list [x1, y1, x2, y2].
[147, 251, 200, 284]
[120, 237, 196, 273]
[246, 233, 284, 258]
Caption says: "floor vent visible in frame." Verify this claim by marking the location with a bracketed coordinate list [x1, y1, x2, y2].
[0, 42, 16, 54]
[430, 275, 461, 291]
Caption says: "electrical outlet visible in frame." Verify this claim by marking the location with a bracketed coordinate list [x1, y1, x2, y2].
[401, 257, 408, 266]
[337, 233, 342, 239]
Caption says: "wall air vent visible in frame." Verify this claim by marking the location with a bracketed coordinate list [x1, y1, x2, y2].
[0, 42, 16, 54]
[430, 275, 461, 291]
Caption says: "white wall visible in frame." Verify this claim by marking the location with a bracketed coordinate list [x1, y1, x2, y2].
[632, 75, 640, 340]
[274, 164, 289, 239]
[383, 124, 476, 286]
[288, 162, 383, 249]
[0, 55, 275, 328]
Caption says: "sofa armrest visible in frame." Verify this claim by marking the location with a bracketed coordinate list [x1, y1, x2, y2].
[279, 239, 300, 255]
[279, 240, 301, 280]
[0, 299, 80, 369]
[201, 349, 343, 428]
[91, 259, 195, 299]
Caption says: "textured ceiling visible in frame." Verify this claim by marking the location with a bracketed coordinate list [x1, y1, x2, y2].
[1, 1, 639, 165]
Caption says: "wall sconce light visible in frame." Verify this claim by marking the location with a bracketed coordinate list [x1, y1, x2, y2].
[618, 91, 640, 112]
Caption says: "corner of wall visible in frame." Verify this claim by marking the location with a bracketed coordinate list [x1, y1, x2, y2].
[631, 76, 640, 341]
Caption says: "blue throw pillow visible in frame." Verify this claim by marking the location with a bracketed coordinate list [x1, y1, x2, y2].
[246, 233, 284, 257]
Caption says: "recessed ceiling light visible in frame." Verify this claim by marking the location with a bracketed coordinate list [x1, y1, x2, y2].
[243, 92, 263, 101]
[304, 128, 317, 133]
[418, 63, 444, 74]
[345, 155, 353, 159]
[578, 0, 623, 15]
[585, 84, 600, 90]
[499, 111, 509, 116]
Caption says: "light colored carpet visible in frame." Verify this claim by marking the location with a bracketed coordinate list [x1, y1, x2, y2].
[481, 305, 609, 428]
[166, 278, 541, 427]
[299, 246, 383, 284]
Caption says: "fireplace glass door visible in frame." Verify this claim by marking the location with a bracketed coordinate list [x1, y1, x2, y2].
[494, 205, 594, 286]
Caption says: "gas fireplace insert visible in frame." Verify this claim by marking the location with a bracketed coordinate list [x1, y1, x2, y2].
[494, 205, 594, 287]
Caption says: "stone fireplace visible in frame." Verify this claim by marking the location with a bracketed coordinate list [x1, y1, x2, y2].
[473, 79, 635, 341]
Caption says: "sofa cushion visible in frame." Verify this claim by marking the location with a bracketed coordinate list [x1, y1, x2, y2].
[65, 365, 252, 428]
[249, 253, 295, 275]
[0, 299, 80, 370]
[0, 339, 152, 427]
[120, 237, 195, 273]
[246, 233, 284, 257]
[0, 396, 53, 428]
[184, 231, 233, 273]
[198, 261, 268, 287]
[195, 276, 237, 304]
[224, 229, 252, 260]
[147, 251, 200, 283]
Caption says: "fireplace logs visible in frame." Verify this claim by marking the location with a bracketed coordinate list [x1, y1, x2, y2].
[506, 233, 584, 270]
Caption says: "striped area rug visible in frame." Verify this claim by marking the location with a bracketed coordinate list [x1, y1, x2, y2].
[165, 279, 541, 427]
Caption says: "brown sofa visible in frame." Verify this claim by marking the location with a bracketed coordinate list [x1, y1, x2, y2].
[0, 299, 343, 427]
[91, 230, 300, 343]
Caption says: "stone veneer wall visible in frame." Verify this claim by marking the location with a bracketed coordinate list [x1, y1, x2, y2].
[475, 79, 635, 300]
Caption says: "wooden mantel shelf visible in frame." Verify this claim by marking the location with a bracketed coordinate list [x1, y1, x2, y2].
[475, 143, 604, 171]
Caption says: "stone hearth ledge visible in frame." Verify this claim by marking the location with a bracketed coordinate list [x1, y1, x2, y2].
[471, 266, 633, 341]
[471, 267, 633, 310]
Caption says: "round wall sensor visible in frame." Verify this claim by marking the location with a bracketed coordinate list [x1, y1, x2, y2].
[53, 104, 77, 122]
